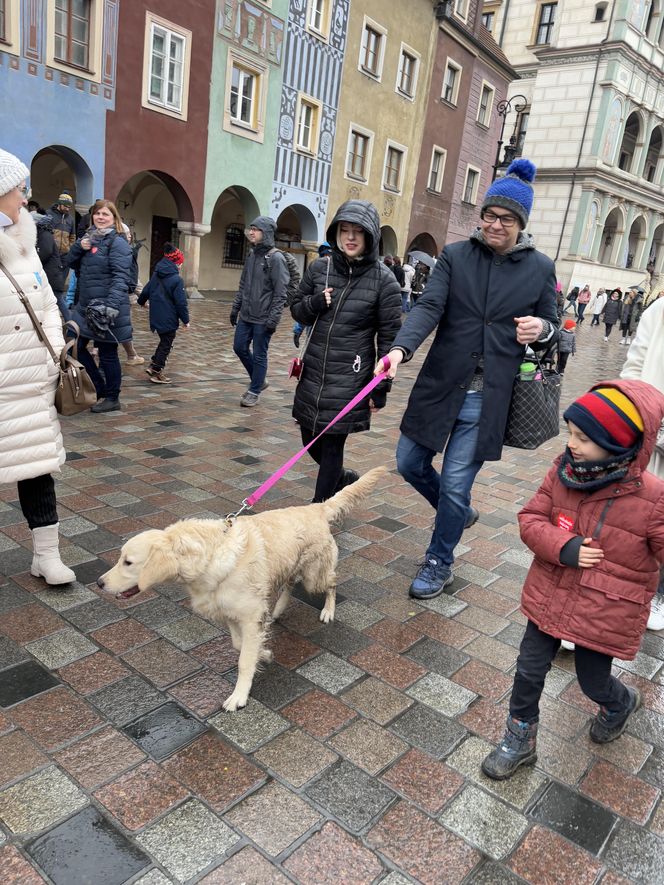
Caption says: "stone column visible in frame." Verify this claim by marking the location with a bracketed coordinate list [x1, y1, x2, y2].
[176, 222, 211, 299]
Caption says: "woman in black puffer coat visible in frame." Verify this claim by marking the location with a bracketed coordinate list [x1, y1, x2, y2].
[291, 200, 401, 501]
[67, 199, 132, 413]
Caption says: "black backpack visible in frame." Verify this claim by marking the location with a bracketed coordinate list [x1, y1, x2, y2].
[265, 248, 301, 306]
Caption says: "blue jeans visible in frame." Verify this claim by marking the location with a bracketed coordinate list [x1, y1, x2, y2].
[233, 320, 273, 394]
[401, 292, 410, 313]
[77, 337, 122, 400]
[397, 391, 484, 567]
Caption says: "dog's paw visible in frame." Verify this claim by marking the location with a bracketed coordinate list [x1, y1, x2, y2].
[319, 609, 334, 624]
[259, 649, 273, 663]
[223, 692, 248, 712]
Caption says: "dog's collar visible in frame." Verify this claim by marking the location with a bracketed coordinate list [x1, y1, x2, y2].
[225, 499, 250, 527]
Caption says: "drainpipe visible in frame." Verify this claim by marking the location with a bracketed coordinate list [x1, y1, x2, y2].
[498, 0, 511, 47]
[554, 1, 617, 261]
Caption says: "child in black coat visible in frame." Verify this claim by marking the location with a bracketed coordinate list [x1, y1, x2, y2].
[601, 289, 622, 341]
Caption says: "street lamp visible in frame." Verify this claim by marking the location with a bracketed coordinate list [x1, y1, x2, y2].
[492, 94, 528, 181]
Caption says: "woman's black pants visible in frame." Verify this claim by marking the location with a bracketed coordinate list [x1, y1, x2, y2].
[300, 426, 348, 502]
[17, 474, 57, 529]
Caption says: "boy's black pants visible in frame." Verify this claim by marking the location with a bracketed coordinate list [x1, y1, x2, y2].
[510, 620, 630, 722]
[556, 351, 570, 374]
[151, 330, 177, 370]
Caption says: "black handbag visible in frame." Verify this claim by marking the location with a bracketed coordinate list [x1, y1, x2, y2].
[504, 355, 562, 449]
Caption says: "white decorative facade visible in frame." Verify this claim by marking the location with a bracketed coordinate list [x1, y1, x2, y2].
[488, 0, 664, 294]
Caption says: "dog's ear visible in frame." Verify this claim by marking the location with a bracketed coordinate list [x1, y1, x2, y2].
[169, 531, 207, 583]
[138, 537, 179, 591]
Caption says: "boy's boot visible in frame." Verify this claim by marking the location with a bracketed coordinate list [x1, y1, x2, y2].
[481, 716, 538, 780]
[31, 523, 76, 585]
[590, 687, 641, 744]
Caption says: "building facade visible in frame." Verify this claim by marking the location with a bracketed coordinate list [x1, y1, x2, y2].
[326, 0, 437, 259]
[490, 0, 664, 295]
[270, 0, 350, 267]
[408, 0, 516, 256]
[0, 0, 119, 212]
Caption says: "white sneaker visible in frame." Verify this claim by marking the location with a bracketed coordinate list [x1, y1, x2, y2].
[626, 337, 632, 345]
[619, 337, 626, 344]
[647, 594, 664, 631]
[560, 640, 575, 651]
[604, 336, 609, 341]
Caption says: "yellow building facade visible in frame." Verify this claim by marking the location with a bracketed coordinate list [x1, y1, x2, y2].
[327, 0, 437, 258]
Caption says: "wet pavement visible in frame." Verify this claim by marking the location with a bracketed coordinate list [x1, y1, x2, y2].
[1, 301, 663, 885]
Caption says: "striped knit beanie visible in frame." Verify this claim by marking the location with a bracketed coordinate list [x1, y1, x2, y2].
[563, 387, 644, 454]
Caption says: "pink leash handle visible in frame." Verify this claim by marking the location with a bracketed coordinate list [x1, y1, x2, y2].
[244, 355, 391, 509]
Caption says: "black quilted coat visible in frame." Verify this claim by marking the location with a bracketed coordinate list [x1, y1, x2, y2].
[290, 201, 401, 434]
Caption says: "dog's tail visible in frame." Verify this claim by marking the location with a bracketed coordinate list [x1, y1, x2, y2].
[322, 466, 388, 523]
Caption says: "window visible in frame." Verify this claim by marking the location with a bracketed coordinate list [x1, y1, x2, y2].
[230, 64, 257, 127]
[593, 3, 607, 22]
[295, 94, 321, 154]
[307, 0, 330, 39]
[442, 60, 461, 105]
[477, 82, 495, 126]
[535, 3, 556, 44]
[482, 11, 495, 32]
[455, 0, 469, 19]
[55, 0, 90, 69]
[0, 0, 5, 41]
[428, 147, 447, 193]
[397, 47, 419, 98]
[463, 166, 481, 204]
[347, 127, 372, 180]
[515, 110, 530, 154]
[359, 18, 386, 80]
[223, 223, 247, 268]
[383, 142, 406, 193]
[149, 23, 185, 112]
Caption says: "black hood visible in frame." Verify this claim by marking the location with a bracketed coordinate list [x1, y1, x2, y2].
[248, 215, 277, 250]
[326, 200, 381, 263]
[154, 257, 181, 279]
[31, 212, 54, 233]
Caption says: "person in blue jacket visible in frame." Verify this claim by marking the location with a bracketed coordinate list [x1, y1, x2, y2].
[66, 199, 132, 413]
[138, 243, 190, 384]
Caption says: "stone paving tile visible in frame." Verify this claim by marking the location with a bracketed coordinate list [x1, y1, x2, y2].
[123, 701, 207, 761]
[201, 846, 291, 884]
[0, 730, 48, 787]
[9, 686, 103, 752]
[0, 766, 87, 834]
[93, 760, 189, 830]
[362, 617, 423, 652]
[603, 818, 664, 882]
[440, 784, 529, 860]
[405, 637, 470, 677]
[412, 610, 479, 648]
[34, 583, 98, 611]
[407, 672, 477, 717]
[188, 635, 240, 672]
[451, 659, 513, 700]
[90, 618, 158, 654]
[0, 660, 60, 708]
[534, 727, 593, 786]
[244, 663, 313, 710]
[391, 703, 468, 759]
[508, 824, 602, 885]
[57, 651, 130, 695]
[168, 670, 234, 717]
[305, 759, 396, 832]
[529, 781, 617, 855]
[24, 627, 99, 670]
[284, 821, 384, 884]
[328, 718, 407, 775]
[334, 600, 385, 631]
[341, 676, 413, 725]
[225, 781, 321, 856]
[53, 726, 146, 788]
[268, 630, 319, 669]
[209, 698, 290, 752]
[381, 747, 464, 815]
[0, 604, 67, 644]
[88, 675, 165, 726]
[349, 643, 427, 689]
[254, 727, 337, 787]
[63, 599, 126, 633]
[458, 697, 509, 744]
[580, 759, 660, 824]
[461, 635, 519, 672]
[136, 799, 239, 882]
[281, 689, 356, 739]
[367, 800, 481, 885]
[155, 613, 221, 649]
[121, 638, 201, 689]
[296, 651, 364, 694]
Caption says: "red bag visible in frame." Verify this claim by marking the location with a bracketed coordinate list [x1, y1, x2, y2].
[288, 357, 303, 379]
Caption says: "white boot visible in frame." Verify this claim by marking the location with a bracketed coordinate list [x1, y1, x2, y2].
[31, 523, 76, 585]
[619, 337, 626, 344]
[626, 337, 632, 345]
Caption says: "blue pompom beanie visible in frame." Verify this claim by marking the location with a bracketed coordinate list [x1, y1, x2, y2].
[481, 158, 536, 229]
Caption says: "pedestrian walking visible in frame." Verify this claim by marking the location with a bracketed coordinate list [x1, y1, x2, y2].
[0, 148, 75, 585]
[482, 381, 664, 780]
[619, 287, 644, 345]
[230, 216, 288, 408]
[376, 158, 558, 599]
[402, 258, 415, 314]
[621, 295, 664, 631]
[557, 319, 576, 375]
[555, 281, 565, 319]
[293, 242, 331, 348]
[576, 284, 591, 323]
[601, 288, 622, 339]
[563, 285, 579, 316]
[290, 200, 401, 502]
[138, 243, 189, 384]
[31, 210, 68, 320]
[46, 193, 76, 258]
[120, 223, 144, 366]
[588, 287, 607, 326]
[67, 199, 133, 413]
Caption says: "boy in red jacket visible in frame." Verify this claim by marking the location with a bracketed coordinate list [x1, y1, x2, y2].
[483, 380, 664, 779]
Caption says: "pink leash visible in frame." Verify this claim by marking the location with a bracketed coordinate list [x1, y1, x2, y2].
[227, 355, 391, 519]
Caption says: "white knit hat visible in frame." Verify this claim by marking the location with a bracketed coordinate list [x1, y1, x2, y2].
[0, 148, 30, 197]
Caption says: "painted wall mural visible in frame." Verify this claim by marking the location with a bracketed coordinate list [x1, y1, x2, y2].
[602, 96, 623, 165]
[218, 0, 285, 65]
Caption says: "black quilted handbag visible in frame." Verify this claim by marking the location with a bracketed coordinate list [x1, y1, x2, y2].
[504, 356, 562, 449]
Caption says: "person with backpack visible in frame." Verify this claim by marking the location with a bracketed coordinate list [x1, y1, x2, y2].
[230, 216, 289, 407]
[137, 243, 190, 384]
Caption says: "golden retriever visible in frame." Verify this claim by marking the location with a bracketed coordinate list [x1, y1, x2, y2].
[98, 466, 386, 711]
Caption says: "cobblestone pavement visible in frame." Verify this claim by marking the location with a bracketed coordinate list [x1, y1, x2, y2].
[1, 301, 663, 885]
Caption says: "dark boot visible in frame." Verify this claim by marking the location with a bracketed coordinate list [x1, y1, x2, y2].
[91, 398, 121, 413]
[590, 686, 641, 744]
[481, 716, 538, 780]
[334, 468, 359, 493]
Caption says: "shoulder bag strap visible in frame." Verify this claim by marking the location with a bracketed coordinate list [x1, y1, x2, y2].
[299, 254, 331, 359]
[0, 260, 59, 365]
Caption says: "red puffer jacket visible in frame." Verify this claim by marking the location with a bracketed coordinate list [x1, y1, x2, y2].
[519, 379, 664, 660]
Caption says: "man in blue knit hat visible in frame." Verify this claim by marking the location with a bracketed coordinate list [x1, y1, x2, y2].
[377, 159, 559, 599]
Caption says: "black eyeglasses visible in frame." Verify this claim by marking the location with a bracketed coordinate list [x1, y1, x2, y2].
[481, 209, 519, 229]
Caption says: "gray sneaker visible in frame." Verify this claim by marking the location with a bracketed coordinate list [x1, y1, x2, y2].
[240, 391, 260, 407]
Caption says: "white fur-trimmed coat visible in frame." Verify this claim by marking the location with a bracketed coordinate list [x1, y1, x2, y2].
[0, 208, 66, 483]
